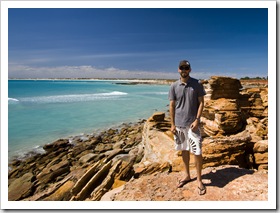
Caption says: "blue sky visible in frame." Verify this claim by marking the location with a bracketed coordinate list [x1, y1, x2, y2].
[8, 8, 268, 79]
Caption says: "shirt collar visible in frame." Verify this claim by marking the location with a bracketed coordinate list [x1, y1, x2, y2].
[179, 77, 192, 86]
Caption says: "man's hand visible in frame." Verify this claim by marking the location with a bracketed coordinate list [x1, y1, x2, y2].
[190, 119, 199, 131]
[171, 124, 176, 134]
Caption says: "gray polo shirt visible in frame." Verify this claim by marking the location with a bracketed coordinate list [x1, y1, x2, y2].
[168, 77, 206, 127]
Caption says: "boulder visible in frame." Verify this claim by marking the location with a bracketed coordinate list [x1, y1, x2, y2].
[43, 180, 75, 201]
[206, 76, 242, 100]
[43, 139, 72, 153]
[71, 161, 100, 196]
[79, 153, 99, 164]
[239, 87, 268, 118]
[8, 172, 35, 200]
[254, 153, 268, 165]
[253, 140, 268, 153]
[202, 130, 252, 168]
[36, 159, 70, 184]
[202, 99, 244, 136]
[138, 115, 179, 166]
[253, 140, 268, 169]
[201, 77, 245, 137]
[71, 160, 112, 201]
[149, 112, 165, 122]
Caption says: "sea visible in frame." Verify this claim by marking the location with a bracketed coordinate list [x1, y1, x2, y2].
[8, 79, 170, 162]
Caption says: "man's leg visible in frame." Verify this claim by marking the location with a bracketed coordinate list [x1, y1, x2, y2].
[181, 150, 191, 181]
[177, 150, 191, 188]
[195, 154, 206, 194]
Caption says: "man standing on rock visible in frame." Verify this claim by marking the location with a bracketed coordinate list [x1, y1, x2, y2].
[168, 60, 206, 195]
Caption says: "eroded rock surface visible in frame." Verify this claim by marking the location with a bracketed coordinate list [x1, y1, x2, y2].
[109, 165, 268, 201]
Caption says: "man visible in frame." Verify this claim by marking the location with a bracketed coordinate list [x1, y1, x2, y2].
[168, 60, 206, 195]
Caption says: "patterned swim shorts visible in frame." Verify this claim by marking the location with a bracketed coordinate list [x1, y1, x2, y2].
[174, 126, 202, 155]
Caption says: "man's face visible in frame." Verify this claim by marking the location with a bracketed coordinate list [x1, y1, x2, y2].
[178, 66, 191, 78]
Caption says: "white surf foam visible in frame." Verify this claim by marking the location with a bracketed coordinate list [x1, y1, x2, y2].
[19, 91, 128, 104]
[8, 97, 19, 102]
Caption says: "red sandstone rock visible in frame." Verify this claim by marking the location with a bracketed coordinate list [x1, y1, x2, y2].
[109, 165, 268, 201]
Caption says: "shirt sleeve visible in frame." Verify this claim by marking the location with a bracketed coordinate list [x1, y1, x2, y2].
[198, 82, 206, 97]
[168, 83, 176, 101]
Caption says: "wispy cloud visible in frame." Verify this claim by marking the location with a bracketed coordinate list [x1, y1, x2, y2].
[9, 64, 261, 80]
[8, 64, 179, 79]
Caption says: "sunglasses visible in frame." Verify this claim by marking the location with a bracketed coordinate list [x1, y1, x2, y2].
[180, 66, 190, 70]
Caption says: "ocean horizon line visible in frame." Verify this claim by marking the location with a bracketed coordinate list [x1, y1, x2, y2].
[8, 77, 177, 81]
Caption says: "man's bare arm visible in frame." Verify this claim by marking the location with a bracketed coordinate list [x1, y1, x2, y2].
[190, 96, 204, 130]
[169, 100, 176, 133]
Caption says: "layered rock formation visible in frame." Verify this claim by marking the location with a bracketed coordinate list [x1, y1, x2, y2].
[106, 108, 268, 201]
[201, 76, 268, 170]
[8, 122, 146, 201]
[133, 77, 268, 172]
[203, 76, 245, 136]
[204, 76, 242, 100]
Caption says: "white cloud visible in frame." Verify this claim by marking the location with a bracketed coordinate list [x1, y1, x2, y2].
[8, 64, 179, 79]
[9, 64, 251, 80]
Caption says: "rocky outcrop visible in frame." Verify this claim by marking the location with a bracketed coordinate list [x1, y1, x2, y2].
[202, 130, 252, 168]
[202, 98, 245, 136]
[204, 76, 242, 100]
[240, 87, 268, 118]
[201, 76, 268, 170]
[137, 77, 268, 171]
[202, 76, 245, 136]
[8, 121, 145, 201]
[8, 172, 36, 201]
[202, 76, 268, 137]
[137, 112, 254, 171]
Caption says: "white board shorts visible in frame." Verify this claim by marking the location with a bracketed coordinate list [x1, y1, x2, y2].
[174, 126, 202, 155]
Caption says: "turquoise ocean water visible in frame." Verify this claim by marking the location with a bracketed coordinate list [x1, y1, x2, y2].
[8, 80, 170, 161]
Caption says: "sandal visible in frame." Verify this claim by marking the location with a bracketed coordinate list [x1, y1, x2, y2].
[177, 179, 191, 188]
[198, 185, 206, 195]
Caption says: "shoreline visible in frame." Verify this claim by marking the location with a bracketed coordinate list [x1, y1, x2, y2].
[8, 78, 268, 87]
[8, 115, 147, 201]
[8, 78, 175, 86]
[8, 117, 147, 167]
[8, 79, 170, 164]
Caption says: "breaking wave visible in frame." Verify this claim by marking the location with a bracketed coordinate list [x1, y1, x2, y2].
[11, 91, 128, 104]
[8, 98, 20, 102]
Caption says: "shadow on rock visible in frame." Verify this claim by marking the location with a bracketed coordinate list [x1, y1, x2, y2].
[202, 167, 254, 188]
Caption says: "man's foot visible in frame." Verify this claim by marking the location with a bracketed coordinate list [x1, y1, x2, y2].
[197, 185, 206, 195]
[177, 178, 191, 188]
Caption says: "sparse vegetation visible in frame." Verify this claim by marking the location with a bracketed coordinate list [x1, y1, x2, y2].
[240, 76, 267, 80]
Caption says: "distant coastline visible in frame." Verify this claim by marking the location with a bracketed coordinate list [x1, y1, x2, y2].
[8, 77, 268, 88]
[8, 78, 176, 85]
